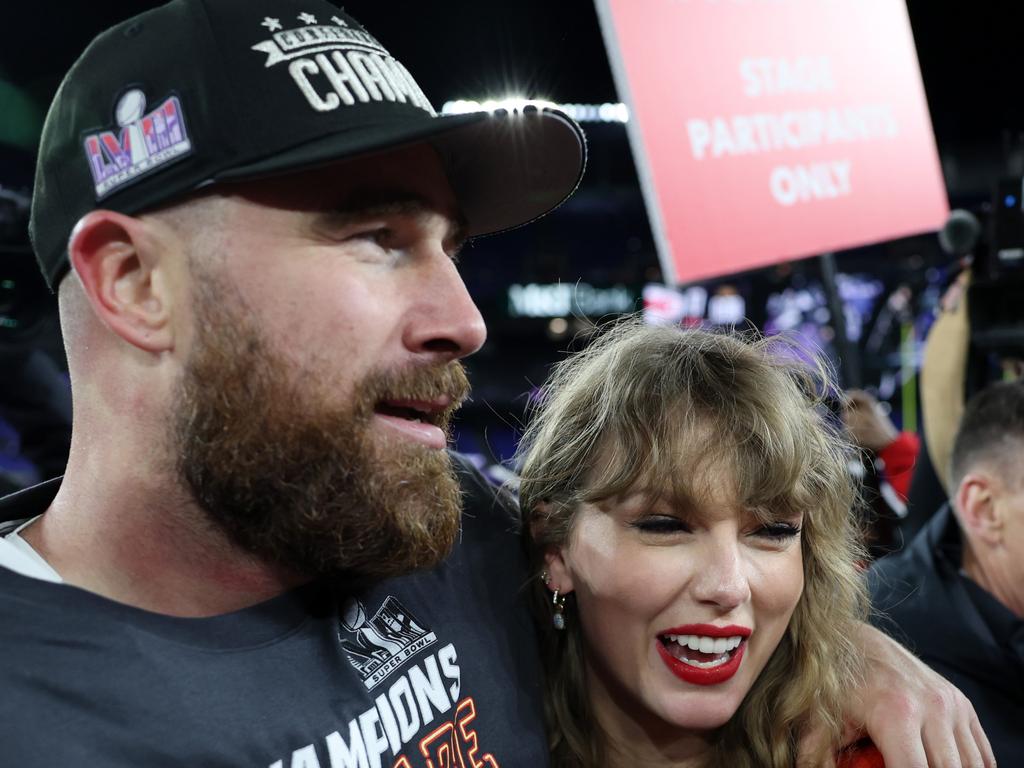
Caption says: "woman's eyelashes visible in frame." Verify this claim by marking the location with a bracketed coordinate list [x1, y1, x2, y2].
[629, 514, 802, 541]
[631, 515, 690, 535]
[753, 521, 802, 541]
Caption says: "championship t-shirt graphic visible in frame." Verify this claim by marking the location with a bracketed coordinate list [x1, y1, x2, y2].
[266, 595, 501, 768]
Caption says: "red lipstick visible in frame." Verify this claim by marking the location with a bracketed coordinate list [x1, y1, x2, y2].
[656, 624, 751, 686]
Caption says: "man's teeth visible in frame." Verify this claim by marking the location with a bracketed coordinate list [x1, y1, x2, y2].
[664, 634, 744, 654]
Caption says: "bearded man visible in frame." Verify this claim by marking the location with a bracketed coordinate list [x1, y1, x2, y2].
[0, 1, 998, 766]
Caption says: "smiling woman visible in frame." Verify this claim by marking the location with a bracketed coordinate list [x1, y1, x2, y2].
[517, 319, 870, 768]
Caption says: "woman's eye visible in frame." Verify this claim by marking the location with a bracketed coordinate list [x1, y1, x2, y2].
[754, 522, 801, 541]
[632, 516, 690, 535]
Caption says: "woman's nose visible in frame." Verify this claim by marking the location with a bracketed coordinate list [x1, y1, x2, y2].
[690, 538, 752, 611]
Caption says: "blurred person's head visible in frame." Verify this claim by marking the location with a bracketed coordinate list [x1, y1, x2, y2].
[518, 319, 868, 768]
[30, 0, 584, 582]
[950, 381, 1024, 618]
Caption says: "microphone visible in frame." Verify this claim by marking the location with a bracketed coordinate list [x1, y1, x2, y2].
[938, 208, 981, 257]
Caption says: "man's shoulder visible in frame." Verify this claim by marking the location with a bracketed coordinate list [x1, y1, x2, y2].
[867, 515, 949, 649]
[867, 552, 929, 643]
[868, 547, 929, 601]
[0, 566, 90, 682]
[451, 452, 520, 533]
[868, 507, 954, 606]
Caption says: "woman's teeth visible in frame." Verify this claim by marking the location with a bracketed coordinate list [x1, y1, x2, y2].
[663, 634, 744, 654]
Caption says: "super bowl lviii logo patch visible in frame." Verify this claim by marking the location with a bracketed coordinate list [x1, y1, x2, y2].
[82, 88, 193, 199]
[339, 596, 437, 690]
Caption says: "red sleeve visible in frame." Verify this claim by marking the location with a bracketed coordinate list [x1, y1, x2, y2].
[837, 741, 885, 768]
[877, 431, 920, 502]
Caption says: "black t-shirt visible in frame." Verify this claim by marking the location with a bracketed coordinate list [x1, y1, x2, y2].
[0, 455, 548, 767]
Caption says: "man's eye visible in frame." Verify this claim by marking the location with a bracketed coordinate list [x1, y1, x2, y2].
[632, 516, 690, 535]
[351, 227, 392, 245]
[754, 522, 801, 541]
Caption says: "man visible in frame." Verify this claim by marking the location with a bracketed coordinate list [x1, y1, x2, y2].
[0, 1, 996, 766]
[871, 381, 1024, 764]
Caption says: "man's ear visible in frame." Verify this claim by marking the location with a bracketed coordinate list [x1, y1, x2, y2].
[956, 473, 1003, 546]
[68, 209, 176, 353]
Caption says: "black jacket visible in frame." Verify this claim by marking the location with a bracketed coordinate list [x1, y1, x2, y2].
[869, 505, 1024, 765]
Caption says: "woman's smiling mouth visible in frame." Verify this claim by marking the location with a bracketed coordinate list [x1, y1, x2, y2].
[655, 624, 751, 685]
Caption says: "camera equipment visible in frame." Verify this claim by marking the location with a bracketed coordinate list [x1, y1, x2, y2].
[939, 180, 1024, 357]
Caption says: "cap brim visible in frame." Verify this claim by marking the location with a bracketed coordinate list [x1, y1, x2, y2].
[215, 109, 586, 237]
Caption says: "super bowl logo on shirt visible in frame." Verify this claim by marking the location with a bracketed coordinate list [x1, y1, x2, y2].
[249, 12, 435, 115]
[82, 88, 193, 199]
[339, 597, 437, 691]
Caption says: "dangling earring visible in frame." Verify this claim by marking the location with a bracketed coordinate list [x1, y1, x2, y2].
[552, 588, 567, 631]
[541, 570, 551, 586]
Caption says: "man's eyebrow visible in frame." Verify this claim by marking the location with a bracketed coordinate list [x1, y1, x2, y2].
[314, 190, 469, 248]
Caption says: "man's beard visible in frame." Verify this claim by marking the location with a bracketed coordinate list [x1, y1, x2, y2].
[173, 284, 469, 583]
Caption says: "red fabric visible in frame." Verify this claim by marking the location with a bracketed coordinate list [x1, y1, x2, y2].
[877, 431, 921, 501]
[837, 741, 885, 768]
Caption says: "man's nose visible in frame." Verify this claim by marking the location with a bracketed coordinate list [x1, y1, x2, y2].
[403, 252, 487, 361]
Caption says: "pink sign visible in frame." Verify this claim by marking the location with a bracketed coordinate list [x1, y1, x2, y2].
[595, 0, 949, 284]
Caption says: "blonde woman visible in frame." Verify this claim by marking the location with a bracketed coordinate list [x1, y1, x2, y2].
[516, 321, 945, 767]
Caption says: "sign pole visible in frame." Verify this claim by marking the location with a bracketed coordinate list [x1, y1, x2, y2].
[818, 251, 861, 389]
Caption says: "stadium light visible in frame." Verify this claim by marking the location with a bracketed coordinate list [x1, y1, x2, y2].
[441, 98, 629, 124]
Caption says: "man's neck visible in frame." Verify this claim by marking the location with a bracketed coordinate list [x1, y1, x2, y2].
[961, 546, 1023, 620]
[20, 469, 306, 617]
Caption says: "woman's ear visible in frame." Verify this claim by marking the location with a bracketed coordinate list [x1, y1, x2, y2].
[530, 500, 576, 596]
[543, 545, 575, 596]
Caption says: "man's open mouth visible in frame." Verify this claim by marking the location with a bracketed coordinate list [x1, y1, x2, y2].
[372, 397, 452, 428]
[374, 400, 445, 426]
[371, 397, 455, 450]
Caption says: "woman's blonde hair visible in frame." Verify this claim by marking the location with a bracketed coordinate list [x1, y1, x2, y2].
[517, 318, 868, 768]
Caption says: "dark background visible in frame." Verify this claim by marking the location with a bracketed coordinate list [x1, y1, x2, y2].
[1, 1, 1021, 470]
[3, 1, 1021, 184]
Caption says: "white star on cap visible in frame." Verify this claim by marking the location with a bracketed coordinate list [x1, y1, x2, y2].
[298, 12, 317, 24]
[330, 15, 348, 26]
[260, 16, 282, 31]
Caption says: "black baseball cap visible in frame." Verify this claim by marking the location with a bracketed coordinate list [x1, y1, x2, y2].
[29, 0, 587, 289]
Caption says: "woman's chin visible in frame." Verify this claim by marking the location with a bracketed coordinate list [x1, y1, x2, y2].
[653, 691, 742, 732]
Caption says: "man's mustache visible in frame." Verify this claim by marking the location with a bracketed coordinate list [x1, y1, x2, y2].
[361, 362, 471, 428]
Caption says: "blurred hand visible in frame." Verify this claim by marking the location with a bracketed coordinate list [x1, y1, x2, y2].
[939, 267, 971, 313]
[842, 390, 899, 453]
